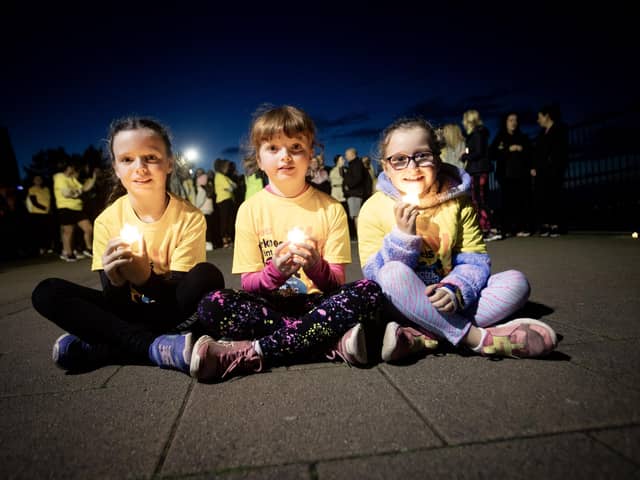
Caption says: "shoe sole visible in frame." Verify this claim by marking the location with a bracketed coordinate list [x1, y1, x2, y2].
[499, 318, 558, 348]
[181, 332, 193, 367]
[345, 323, 368, 365]
[190, 335, 213, 380]
[381, 322, 400, 362]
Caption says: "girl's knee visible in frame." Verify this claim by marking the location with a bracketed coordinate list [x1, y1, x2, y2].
[494, 269, 530, 301]
[377, 261, 411, 290]
[190, 262, 225, 289]
[32, 278, 64, 316]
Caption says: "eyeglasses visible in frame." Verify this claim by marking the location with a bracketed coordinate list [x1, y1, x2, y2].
[385, 151, 435, 170]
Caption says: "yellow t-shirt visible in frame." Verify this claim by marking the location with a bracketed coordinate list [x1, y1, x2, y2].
[91, 193, 206, 274]
[53, 172, 83, 211]
[215, 173, 233, 203]
[358, 192, 486, 276]
[27, 185, 51, 214]
[232, 187, 351, 294]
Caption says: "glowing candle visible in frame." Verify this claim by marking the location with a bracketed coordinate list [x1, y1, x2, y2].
[402, 192, 420, 206]
[120, 224, 143, 251]
[633, 232, 638, 239]
[287, 227, 306, 244]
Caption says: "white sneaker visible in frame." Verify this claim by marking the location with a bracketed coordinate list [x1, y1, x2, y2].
[483, 233, 503, 242]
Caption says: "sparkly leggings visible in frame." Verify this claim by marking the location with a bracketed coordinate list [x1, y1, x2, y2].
[194, 279, 383, 365]
[376, 261, 530, 345]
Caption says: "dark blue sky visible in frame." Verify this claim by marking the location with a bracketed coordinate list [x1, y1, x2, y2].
[2, 5, 636, 176]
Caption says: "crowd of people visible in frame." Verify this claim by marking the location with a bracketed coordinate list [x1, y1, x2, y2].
[30, 104, 561, 384]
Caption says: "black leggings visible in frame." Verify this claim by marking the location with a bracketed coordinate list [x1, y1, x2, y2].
[32, 263, 224, 361]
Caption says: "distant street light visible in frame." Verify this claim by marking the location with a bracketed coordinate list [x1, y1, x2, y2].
[184, 148, 199, 162]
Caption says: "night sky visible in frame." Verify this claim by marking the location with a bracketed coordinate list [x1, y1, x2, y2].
[2, 5, 636, 177]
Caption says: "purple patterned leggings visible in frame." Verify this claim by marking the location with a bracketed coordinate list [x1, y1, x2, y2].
[195, 279, 383, 365]
[376, 261, 530, 345]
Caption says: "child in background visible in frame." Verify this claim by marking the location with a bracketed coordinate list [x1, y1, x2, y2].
[32, 117, 224, 373]
[190, 105, 383, 382]
[358, 117, 557, 362]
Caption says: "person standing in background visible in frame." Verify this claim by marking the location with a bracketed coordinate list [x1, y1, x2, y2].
[243, 155, 265, 201]
[341, 147, 367, 240]
[53, 161, 97, 261]
[532, 104, 569, 237]
[27, 174, 54, 255]
[461, 110, 500, 242]
[490, 112, 533, 237]
[440, 124, 466, 170]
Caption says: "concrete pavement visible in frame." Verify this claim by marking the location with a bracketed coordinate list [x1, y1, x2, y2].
[1, 234, 639, 479]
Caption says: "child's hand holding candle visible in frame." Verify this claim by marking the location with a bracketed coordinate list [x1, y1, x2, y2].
[120, 224, 143, 252]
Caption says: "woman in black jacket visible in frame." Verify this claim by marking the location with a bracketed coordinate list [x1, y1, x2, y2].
[490, 112, 533, 237]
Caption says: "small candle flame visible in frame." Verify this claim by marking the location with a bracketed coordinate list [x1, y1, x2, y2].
[120, 224, 142, 251]
[633, 232, 638, 239]
[287, 227, 306, 244]
[402, 192, 420, 206]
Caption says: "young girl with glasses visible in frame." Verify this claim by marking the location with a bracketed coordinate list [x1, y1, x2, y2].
[357, 117, 558, 361]
[189, 105, 383, 382]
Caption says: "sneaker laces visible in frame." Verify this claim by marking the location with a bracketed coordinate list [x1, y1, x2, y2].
[220, 345, 263, 379]
[158, 343, 178, 368]
[325, 348, 352, 367]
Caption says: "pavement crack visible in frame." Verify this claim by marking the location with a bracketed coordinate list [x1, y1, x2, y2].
[152, 379, 195, 478]
[377, 366, 449, 446]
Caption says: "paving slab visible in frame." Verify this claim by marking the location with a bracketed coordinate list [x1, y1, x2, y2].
[380, 354, 640, 444]
[590, 424, 640, 465]
[315, 432, 639, 480]
[160, 366, 442, 476]
[0, 382, 188, 479]
[561, 339, 640, 392]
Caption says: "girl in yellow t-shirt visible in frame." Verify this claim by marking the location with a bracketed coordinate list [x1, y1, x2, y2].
[189, 105, 384, 382]
[358, 117, 557, 361]
[32, 117, 224, 374]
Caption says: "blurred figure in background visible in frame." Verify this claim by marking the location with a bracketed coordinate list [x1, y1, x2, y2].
[491, 112, 533, 237]
[53, 160, 96, 261]
[532, 104, 569, 237]
[308, 155, 331, 194]
[461, 110, 500, 242]
[440, 124, 466, 170]
[243, 155, 265, 201]
[27, 174, 54, 255]
[214, 159, 237, 248]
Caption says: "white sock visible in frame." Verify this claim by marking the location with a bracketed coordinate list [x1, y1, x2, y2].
[252, 340, 263, 357]
[471, 328, 488, 352]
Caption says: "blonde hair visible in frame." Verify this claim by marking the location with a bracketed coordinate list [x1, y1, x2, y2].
[442, 123, 465, 148]
[248, 105, 320, 157]
[462, 110, 483, 134]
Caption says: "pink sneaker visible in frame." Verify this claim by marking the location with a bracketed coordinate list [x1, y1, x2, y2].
[381, 322, 439, 363]
[480, 318, 557, 358]
[326, 323, 368, 366]
[190, 336, 263, 381]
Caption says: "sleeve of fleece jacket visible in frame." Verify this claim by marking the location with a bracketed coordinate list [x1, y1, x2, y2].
[440, 198, 491, 309]
[361, 227, 423, 281]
